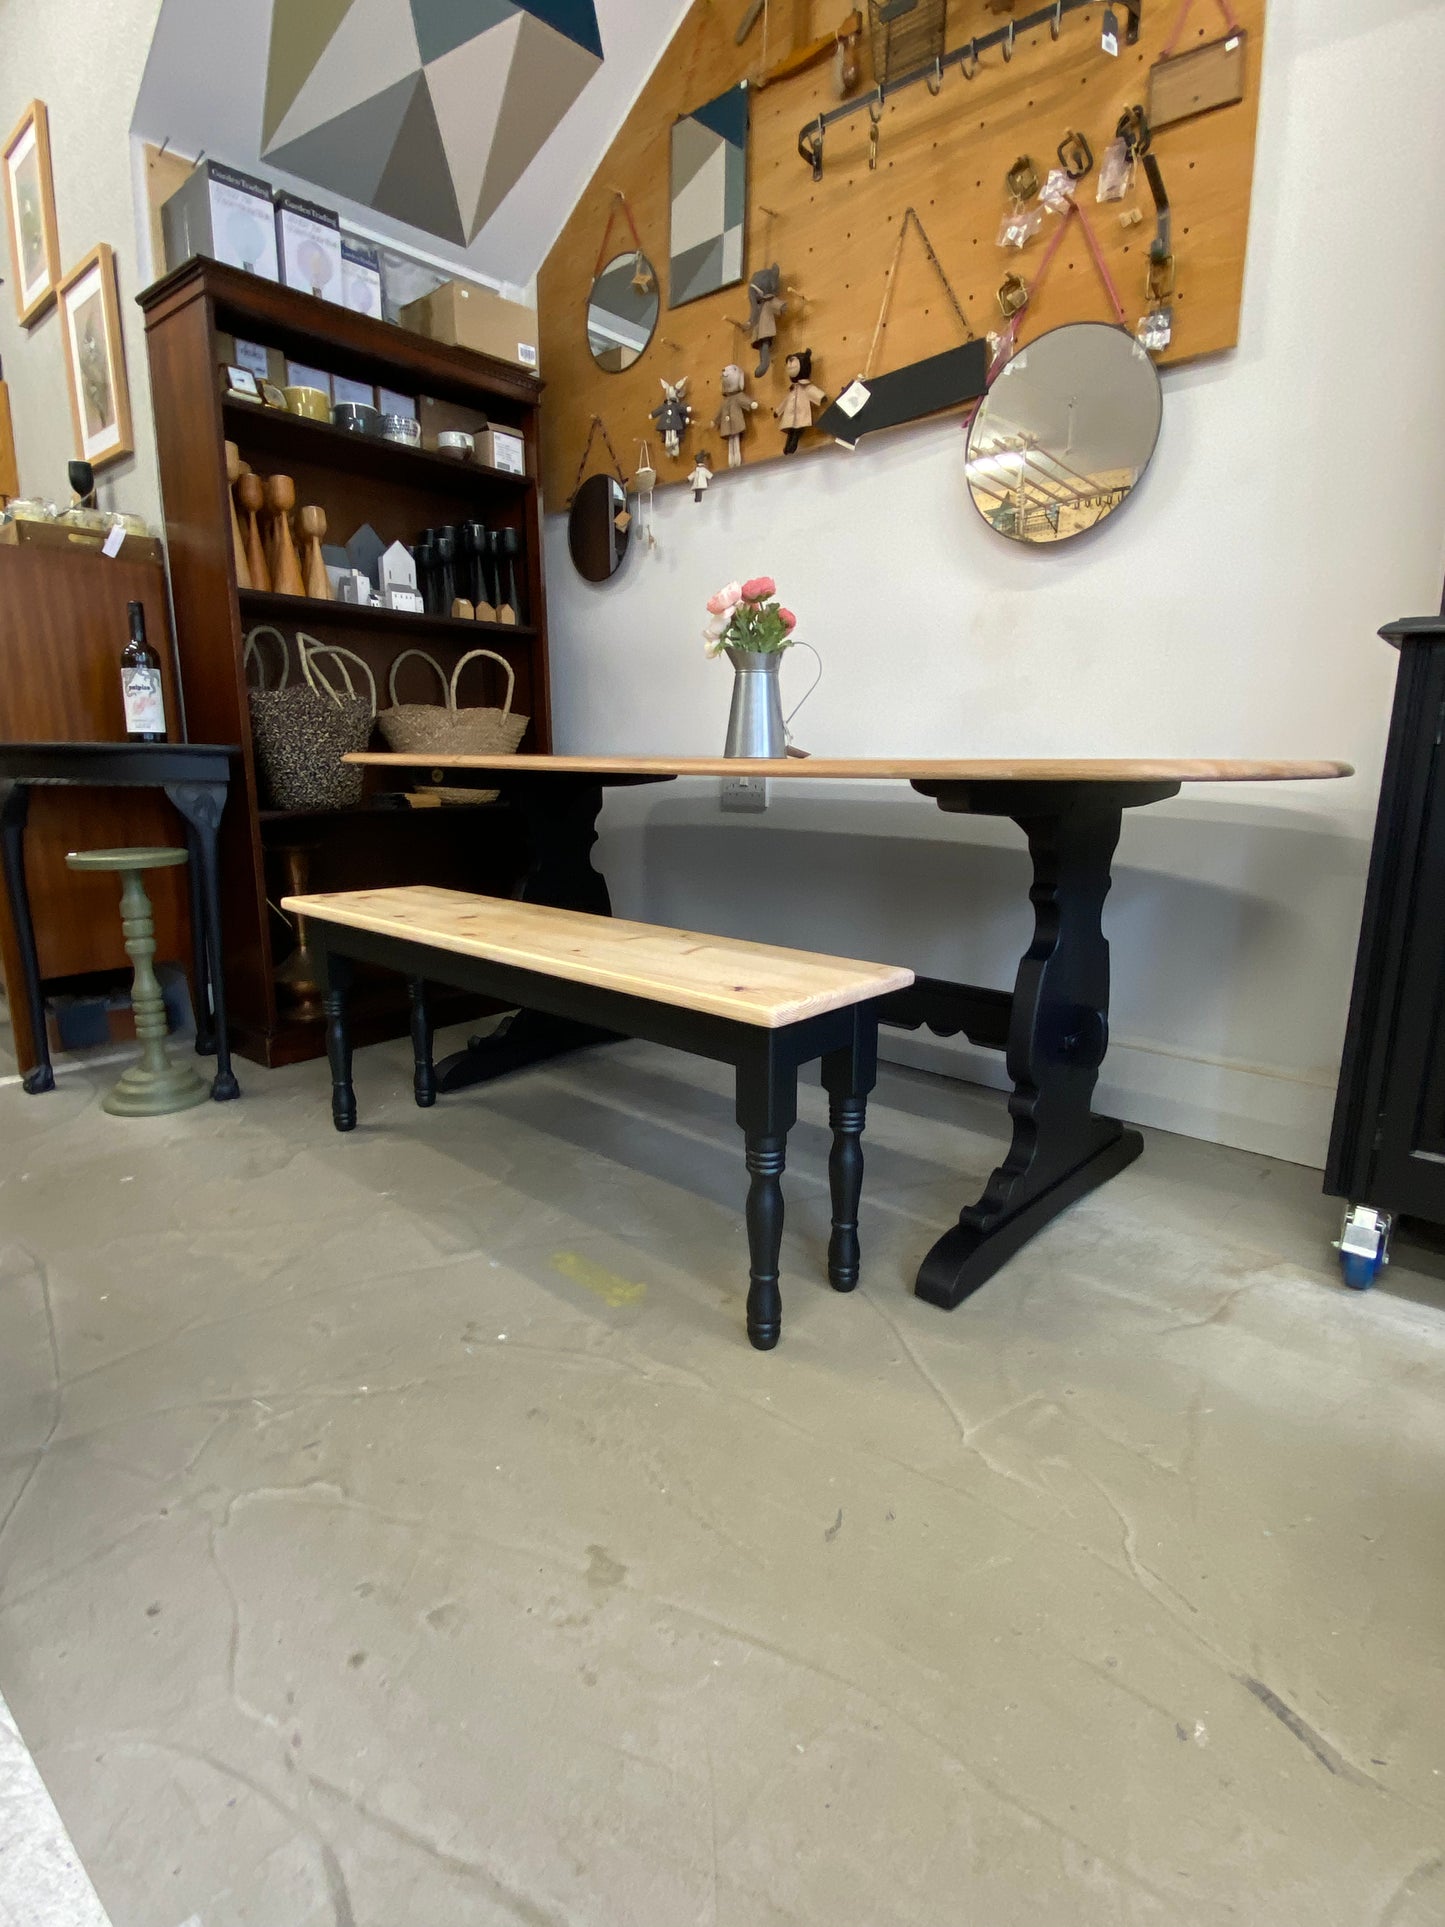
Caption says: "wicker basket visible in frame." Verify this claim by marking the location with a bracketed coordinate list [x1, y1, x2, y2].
[245, 626, 377, 812]
[378, 648, 528, 803]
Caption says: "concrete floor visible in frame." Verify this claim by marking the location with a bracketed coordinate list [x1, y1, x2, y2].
[2, 1021, 1445, 1927]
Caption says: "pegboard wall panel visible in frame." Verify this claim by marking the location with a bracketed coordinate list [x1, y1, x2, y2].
[538, 0, 1265, 503]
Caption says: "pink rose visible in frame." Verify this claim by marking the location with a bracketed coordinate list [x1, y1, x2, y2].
[778, 607, 797, 631]
[706, 581, 743, 615]
[740, 576, 776, 603]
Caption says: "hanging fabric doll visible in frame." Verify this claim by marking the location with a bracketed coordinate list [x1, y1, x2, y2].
[775, 349, 827, 455]
[650, 376, 692, 460]
[688, 450, 713, 503]
[713, 364, 758, 470]
[748, 264, 786, 377]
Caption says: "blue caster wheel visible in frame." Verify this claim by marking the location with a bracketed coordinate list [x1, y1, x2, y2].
[1336, 1205, 1391, 1291]
[1340, 1251, 1381, 1291]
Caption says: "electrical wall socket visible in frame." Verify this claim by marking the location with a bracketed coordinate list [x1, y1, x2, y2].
[720, 775, 768, 813]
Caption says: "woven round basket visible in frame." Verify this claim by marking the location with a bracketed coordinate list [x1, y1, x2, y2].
[378, 648, 528, 803]
[245, 627, 377, 812]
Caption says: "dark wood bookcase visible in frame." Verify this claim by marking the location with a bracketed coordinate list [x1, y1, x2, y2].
[138, 256, 549, 1068]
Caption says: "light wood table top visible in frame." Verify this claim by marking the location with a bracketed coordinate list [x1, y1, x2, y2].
[348, 754, 1353, 783]
[284, 885, 915, 1028]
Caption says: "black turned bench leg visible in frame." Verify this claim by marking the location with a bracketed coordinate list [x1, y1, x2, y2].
[737, 1046, 799, 1350]
[408, 976, 436, 1108]
[322, 952, 356, 1133]
[822, 1010, 879, 1292]
[744, 1136, 787, 1349]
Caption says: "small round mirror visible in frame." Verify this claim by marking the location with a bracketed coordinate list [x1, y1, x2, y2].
[586, 252, 659, 373]
[568, 473, 630, 582]
[965, 323, 1162, 544]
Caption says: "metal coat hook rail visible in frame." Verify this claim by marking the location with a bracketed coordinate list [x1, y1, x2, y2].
[796, 0, 1141, 173]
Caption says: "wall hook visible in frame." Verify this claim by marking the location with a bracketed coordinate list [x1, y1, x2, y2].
[1003, 20, 1014, 61]
[798, 115, 825, 181]
[961, 37, 979, 78]
[1051, 0, 1063, 37]
[926, 56, 943, 95]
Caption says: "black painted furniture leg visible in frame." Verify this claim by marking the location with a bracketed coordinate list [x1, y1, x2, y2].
[0, 782, 54, 1094]
[181, 820, 215, 1056]
[165, 780, 240, 1100]
[914, 796, 1141, 1309]
[822, 1011, 878, 1291]
[736, 1043, 799, 1350]
[744, 1137, 787, 1349]
[323, 952, 356, 1133]
[408, 976, 435, 1107]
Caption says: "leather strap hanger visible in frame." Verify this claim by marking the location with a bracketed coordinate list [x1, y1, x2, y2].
[864, 207, 975, 381]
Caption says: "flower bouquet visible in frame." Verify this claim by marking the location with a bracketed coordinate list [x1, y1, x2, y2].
[703, 577, 797, 657]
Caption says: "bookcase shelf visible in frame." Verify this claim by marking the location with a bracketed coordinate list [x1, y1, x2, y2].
[140, 256, 551, 1069]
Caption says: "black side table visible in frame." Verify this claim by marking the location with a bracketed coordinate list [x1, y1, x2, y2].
[0, 742, 240, 1099]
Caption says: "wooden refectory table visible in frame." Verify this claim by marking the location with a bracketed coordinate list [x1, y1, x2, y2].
[349, 754, 1352, 1310]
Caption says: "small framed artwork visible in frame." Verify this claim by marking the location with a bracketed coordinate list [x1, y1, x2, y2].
[4, 100, 62, 325]
[58, 244, 134, 471]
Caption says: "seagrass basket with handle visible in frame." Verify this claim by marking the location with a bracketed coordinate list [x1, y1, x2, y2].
[244, 627, 377, 811]
[377, 647, 528, 802]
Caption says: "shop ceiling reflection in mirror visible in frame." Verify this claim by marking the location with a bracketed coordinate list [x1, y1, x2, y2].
[539, 0, 1266, 506]
[965, 321, 1162, 544]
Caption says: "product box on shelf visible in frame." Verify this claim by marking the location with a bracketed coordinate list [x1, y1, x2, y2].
[275, 192, 343, 303]
[340, 235, 383, 317]
[477, 427, 526, 475]
[417, 395, 491, 450]
[399, 281, 539, 370]
[161, 162, 279, 281]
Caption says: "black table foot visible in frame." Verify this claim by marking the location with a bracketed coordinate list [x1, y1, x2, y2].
[22, 1064, 56, 1095]
[905, 778, 1171, 1312]
[210, 1070, 242, 1101]
[916, 1124, 1143, 1308]
[434, 1007, 620, 1093]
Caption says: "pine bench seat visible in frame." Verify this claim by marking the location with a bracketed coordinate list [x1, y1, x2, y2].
[282, 886, 914, 1348]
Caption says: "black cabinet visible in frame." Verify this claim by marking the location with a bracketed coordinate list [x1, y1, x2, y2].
[1325, 611, 1445, 1282]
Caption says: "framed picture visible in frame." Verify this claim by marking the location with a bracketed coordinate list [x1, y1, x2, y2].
[3, 100, 61, 326]
[58, 244, 133, 470]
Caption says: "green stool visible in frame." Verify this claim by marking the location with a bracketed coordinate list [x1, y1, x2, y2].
[65, 846, 210, 1116]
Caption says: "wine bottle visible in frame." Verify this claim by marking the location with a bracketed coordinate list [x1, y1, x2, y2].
[121, 601, 167, 743]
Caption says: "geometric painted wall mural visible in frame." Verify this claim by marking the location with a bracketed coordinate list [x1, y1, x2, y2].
[262, 0, 604, 245]
[668, 83, 748, 308]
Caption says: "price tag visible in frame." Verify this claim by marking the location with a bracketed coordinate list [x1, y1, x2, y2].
[101, 525, 125, 559]
[234, 338, 269, 376]
[1101, 6, 1120, 53]
[834, 379, 871, 419]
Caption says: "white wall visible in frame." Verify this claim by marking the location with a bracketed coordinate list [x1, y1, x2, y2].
[0, 0, 165, 525]
[543, 0, 1445, 1166]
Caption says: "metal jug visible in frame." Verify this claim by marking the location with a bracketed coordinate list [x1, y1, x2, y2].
[723, 644, 821, 758]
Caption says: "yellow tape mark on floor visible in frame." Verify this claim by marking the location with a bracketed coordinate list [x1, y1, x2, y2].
[551, 1250, 647, 1308]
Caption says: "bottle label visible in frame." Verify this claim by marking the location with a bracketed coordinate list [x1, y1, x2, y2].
[123, 666, 165, 737]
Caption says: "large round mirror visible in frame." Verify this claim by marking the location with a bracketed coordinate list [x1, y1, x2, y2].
[965, 323, 1162, 544]
[586, 253, 659, 373]
[568, 473, 630, 582]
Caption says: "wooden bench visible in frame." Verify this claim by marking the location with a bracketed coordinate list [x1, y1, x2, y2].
[281, 885, 914, 1349]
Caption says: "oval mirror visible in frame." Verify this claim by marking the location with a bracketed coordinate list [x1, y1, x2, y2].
[965, 323, 1162, 545]
[568, 473, 630, 583]
[586, 252, 659, 373]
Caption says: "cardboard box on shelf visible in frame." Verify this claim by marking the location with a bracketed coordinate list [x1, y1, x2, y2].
[340, 234, 383, 318]
[275, 192, 343, 303]
[417, 395, 491, 450]
[399, 281, 538, 370]
[477, 427, 527, 476]
[161, 161, 279, 281]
